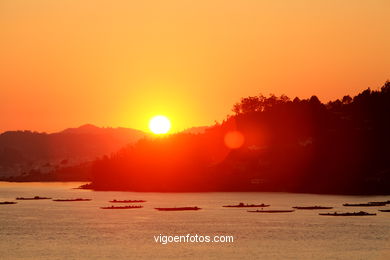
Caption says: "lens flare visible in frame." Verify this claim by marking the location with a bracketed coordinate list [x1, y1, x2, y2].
[224, 131, 245, 149]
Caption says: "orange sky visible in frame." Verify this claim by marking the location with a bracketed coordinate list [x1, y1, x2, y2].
[1, 0, 389, 133]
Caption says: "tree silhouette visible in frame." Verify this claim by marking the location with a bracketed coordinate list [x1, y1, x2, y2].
[89, 81, 390, 194]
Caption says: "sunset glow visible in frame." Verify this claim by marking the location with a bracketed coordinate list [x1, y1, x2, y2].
[1, 1, 389, 133]
[1, 1, 390, 259]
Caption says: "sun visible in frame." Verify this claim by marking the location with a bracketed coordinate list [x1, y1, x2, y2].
[149, 115, 171, 134]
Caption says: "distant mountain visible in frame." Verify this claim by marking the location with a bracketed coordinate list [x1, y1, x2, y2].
[0, 124, 148, 178]
[60, 124, 148, 144]
[61, 124, 103, 134]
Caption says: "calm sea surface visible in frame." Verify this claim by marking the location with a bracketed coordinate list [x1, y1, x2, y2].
[0, 182, 390, 260]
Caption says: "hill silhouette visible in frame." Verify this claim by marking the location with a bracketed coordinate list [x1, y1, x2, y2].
[86, 82, 390, 194]
[0, 125, 147, 179]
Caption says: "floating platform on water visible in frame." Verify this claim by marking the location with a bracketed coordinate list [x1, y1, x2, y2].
[343, 202, 386, 207]
[223, 203, 270, 208]
[319, 211, 376, 216]
[109, 200, 146, 203]
[248, 209, 295, 213]
[155, 207, 201, 211]
[369, 200, 390, 205]
[53, 198, 92, 202]
[293, 206, 333, 210]
[0, 201, 17, 205]
[100, 205, 143, 209]
[16, 196, 52, 200]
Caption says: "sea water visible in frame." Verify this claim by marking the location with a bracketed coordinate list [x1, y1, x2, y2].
[0, 182, 389, 260]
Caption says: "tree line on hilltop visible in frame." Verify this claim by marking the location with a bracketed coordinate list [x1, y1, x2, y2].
[87, 81, 390, 194]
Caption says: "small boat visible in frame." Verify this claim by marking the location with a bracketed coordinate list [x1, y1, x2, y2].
[109, 199, 146, 203]
[53, 198, 92, 202]
[223, 202, 270, 208]
[248, 209, 295, 213]
[379, 209, 390, 212]
[0, 201, 17, 205]
[155, 207, 201, 211]
[100, 205, 143, 209]
[16, 196, 52, 200]
[343, 202, 386, 207]
[319, 211, 376, 216]
[293, 206, 333, 210]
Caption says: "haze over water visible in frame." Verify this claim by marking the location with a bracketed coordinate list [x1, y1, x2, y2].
[1, 182, 389, 260]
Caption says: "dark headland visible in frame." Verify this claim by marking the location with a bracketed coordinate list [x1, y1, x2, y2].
[85, 82, 390, 195]
[2, 82, 390, 195]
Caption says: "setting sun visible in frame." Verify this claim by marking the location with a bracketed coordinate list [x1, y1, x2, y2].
[149, 115, 171, 134]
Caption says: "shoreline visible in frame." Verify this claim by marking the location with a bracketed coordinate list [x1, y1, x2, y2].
[1, 181, 389, 195]
[79, 183, 390, 196]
